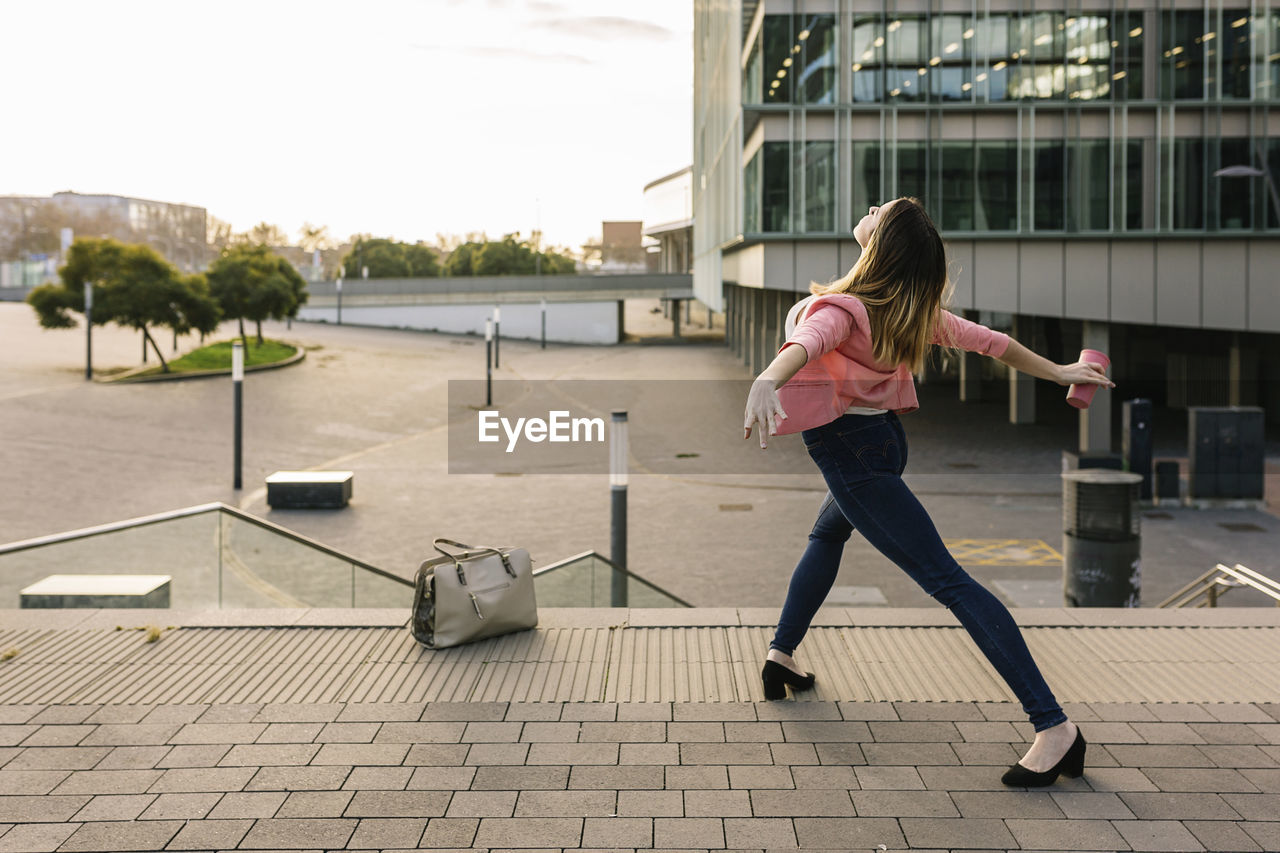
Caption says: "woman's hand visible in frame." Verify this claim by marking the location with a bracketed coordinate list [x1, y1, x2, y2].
[744, 377, 788, 449]
[1056, 360, 1116, 389]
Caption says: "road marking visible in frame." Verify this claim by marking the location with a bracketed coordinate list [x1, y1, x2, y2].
[944, 538, 1063, 565]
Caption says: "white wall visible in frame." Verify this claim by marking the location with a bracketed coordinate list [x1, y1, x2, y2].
[296, 301, 620, 345]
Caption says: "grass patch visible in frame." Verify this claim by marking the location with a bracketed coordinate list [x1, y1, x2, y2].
[125, 338, 298, 378]
[170, 339, 296, 371]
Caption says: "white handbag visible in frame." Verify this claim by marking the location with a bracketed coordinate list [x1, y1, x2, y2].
[410, 538, 538, 649]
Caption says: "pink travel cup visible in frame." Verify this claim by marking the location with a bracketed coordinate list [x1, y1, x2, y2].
[1066, 349, 1110, 409]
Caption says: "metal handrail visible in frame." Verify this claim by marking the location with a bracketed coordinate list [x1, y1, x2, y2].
[533, 550, 694, 608]
[1157, 563, 1280, 608]
[0, 502, 413, 588]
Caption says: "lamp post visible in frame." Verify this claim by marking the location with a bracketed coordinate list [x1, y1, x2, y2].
[610, 410, 629, 607]
[1214, 159, 1280, 226]
[540, 297, 547, 350]
[336, 265, 344, 325]
[485, 317, 493, 407]
[493, 305, 501, 369]
[84, 283, 93, 380]
[232, 341, 244, 490]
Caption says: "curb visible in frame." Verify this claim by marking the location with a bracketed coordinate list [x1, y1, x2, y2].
[97, 344, 307, 384]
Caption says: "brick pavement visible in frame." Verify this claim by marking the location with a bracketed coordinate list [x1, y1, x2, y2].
[1, 698, 1278, 851]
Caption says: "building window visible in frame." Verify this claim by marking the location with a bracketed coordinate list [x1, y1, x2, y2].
[1162, 11, 1206, 99]
[851, 16, 881, 102]
[975, 14, 1014, 101]
[1066, 15, 1111, 100]
[851, 141, 882, 216]
[1216, 137, 1256, 229]
[1220, 12, 1252, 99]
[761, 14, 837, 104]
[1008, 13, 1067, 100]
[938, 142, 974, 230]
[1171, 138, 1205, 229]
[1033, 141, 1066, 229]
[886, 15, 928, 102]
[1115, 10, 1144, 100]
[1118, 140, 1144, 230]
[803, 141, 836, 231]
[896, 142, 927, 203]
[1067, 139, 1111, 230]
[762, 142, 791, 232]
[976, 142, 1017, 230]
[743, 34, 762, 104]
[763, 15, 794, 102]
[930, 15, 976, 102]
[1272, 15, 1280, 102]
[1270, 138, 1280, 229]
[743, 150, 761, 233]
[798, 14, 837, 104]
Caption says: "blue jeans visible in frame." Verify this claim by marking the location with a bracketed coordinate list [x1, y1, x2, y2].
[770, 410, 1068, 733]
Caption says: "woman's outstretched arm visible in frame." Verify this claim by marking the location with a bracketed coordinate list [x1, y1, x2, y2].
[744, 343, 809, 448]
[998, 337, 1116, 389]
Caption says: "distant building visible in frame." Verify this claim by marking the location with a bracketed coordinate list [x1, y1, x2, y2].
[694, 0, 1280, 434]
[581, 221, 648, 272]
[643, 166, 693, 274]
[0, 191, 208, 276]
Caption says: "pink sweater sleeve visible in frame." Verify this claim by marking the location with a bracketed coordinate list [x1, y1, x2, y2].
[778, 303, 856, 362]
[932, 310, 1011, 358]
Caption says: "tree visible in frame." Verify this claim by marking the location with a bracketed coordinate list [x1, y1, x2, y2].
[455, 233, 577, 277]
[248, 222, 289, 247]
[403, 242, 440, 277]
[297, 223, 333, 252]
[444, 241, 477, 276]
[206, 244, 308, 348]
[339, 237, 440, 279]
[26, 238, 220, 372]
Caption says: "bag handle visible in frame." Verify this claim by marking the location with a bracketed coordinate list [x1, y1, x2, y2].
[432, 537, 517, 584]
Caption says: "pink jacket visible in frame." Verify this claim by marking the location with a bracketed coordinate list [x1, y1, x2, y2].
[773, 293, 1011, 435]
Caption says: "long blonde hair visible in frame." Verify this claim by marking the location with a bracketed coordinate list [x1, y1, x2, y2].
[810, 197, 964, 375]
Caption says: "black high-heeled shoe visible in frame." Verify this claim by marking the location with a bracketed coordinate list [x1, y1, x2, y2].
[1001, 725, 1086, 787]
[761, 659, 816, 700]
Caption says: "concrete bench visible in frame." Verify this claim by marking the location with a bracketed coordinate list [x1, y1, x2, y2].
[266, 470, 354, 509]
[20, 574, 171, 608]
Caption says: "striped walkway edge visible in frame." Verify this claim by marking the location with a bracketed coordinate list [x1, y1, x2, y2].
[1, 608, 1277, 706]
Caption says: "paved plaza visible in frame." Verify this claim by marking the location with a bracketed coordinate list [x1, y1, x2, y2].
[0, 607, 1279, 852]
[4, 302, 1280, 611]
[4, 302, 1280, 851]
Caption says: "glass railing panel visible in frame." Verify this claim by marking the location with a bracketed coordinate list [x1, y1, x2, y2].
[534, 553, 690, 607]
[534, 553, 610, 606]
[0, 512, 220, 609]
[218, 513, 414, 608]
[216, 513, 360, 608]
[353, 561, 416, 608]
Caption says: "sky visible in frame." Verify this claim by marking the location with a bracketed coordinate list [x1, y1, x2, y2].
[2, 0, 693, 252]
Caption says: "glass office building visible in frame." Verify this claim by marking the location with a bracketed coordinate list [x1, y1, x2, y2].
[695, 0, 1280, 435]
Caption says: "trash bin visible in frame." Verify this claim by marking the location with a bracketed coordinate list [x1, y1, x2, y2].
[1122, 398, 1153, 500]
[1061, 469, 1144, 607]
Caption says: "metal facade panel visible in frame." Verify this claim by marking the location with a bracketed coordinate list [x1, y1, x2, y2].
[1155, 242, 1202, 328]
[972, 242, 1019, 313]
[794, 242, 841, 292]
[1248, 241, 1280, 333]
[1109, 241, 1156, 324]
[762, 242, 796, 291]
[1064, 242, 1110, 321]
[1201, 241, 1248, 330]
[1019, 242, 1065, 318]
